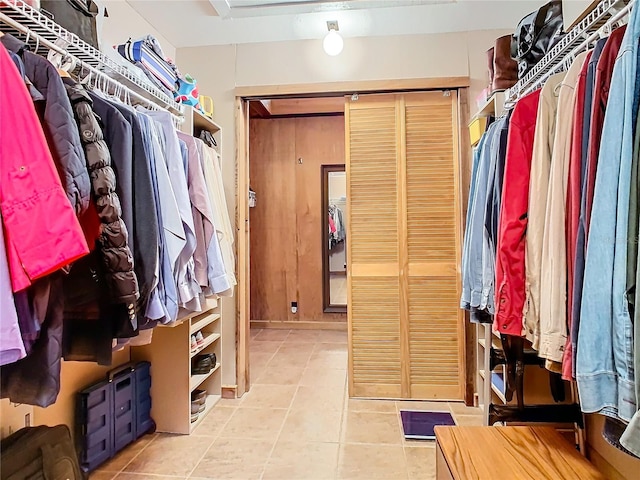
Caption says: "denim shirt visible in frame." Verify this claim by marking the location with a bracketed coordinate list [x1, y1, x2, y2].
[578, 8, 639, 435]
[461, 133, 487, 310]
[460, 122, 499, 313]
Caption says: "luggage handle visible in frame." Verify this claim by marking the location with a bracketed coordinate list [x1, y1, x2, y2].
[65, 0, 99, 18]
[107, 363, 135, 382]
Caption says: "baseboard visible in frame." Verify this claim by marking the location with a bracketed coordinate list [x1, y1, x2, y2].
[251, 320, 347, 331]
[221, 385, 237, 399]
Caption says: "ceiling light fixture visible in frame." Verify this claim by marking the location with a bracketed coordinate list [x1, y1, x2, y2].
[323, 20, 343, 56]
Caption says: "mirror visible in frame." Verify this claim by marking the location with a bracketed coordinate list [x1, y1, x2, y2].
[323, 165, 347, 313]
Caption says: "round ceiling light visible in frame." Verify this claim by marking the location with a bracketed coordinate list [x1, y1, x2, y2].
[323, 29, 344, 56]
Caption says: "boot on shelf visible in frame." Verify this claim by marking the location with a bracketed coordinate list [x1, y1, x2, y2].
[492, 35, 518, 92]
[486, 46, 495, 92]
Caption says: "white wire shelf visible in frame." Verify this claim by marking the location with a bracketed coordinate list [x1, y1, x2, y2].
[0, 0, 184, 118]
[505, 0, 632, 106]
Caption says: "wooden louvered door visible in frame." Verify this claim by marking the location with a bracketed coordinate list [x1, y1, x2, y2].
[346, 91, 464, 400]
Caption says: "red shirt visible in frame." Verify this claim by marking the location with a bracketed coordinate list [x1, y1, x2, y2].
[584, 26, 626, 232]
[0, 45, 88, 291]
[564, 51, 592, 379]
[494, 89, 542, 336]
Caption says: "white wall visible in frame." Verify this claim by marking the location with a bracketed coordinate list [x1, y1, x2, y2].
[176, 29, 506, 388]
[99, 0, 176, 59]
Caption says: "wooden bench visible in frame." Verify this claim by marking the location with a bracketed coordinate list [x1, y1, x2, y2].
[434, 426, 605, 480]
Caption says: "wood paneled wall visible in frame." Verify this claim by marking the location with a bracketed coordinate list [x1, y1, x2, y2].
[249, 115, 346, 326]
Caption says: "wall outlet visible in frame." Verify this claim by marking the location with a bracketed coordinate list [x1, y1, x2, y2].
[1, 400, 34, 439]
[291, 301, 298, 314]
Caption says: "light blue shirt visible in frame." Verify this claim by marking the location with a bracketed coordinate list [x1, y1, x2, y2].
[461, 122, 499, 313]
[138, 112, 183, 322]
[145, 111, 200, 310]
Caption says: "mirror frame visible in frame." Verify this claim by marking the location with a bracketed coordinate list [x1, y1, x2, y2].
[322, 164, 347, 313]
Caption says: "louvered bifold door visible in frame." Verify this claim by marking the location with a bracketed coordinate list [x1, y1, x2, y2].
[346, 91, 464, 400]
[404, 91, 464, 399]
[346, 94, 402, 398]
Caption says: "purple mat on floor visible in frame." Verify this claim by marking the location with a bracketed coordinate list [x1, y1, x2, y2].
[400, 410, 456, 440]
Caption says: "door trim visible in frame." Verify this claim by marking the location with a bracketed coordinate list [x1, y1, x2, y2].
[235, 77, 469, 99]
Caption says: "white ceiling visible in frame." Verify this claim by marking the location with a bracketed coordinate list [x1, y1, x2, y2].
[123, 0, 543, 48]
[217, 0, 453, 18]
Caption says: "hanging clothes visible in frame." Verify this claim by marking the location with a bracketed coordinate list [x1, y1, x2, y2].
[564, 50, 593, 381]
[110, 103, 160, 320]
[1, 34, 91, 219]
[578, 11, 639, 447]
[145, 110, 201, 310]
[137, 112, 182, 323]
[197, 141, 237, 293]
[0, 217, 25, 367]
[570, 36, 608, 380]
[523, 71, 566, 347]
[538, 51, 589, 371]
[494, 89, 541, 337]
[0, 47, 90, 286]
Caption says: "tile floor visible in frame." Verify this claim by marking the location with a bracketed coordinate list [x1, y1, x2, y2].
[92, 329, 482, 480]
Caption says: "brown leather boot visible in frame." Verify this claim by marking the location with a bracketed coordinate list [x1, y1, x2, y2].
[492, 35, 518, 92]
[486, 47, 495, 92]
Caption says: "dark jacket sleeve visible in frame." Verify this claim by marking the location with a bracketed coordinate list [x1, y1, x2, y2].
[111, 103, 159, 312]
[22, 50, 91, 215]
[65, 81, 139, 306]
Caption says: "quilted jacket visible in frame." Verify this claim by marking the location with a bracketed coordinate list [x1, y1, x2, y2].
[0, 34, 91, 216]
[64, 80, 139, 307]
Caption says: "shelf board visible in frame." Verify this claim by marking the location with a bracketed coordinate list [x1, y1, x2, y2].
[479, 337, 502, 350]
[190, 363, 221, 392]
[189, 394, 221, 433]
[471, 91, 505, 123]
[202, 295, 219, 312]
[190, 313, 221, 336]
[479, 369, 486, 379]
[190, 333, 221, 358]
[192, 107, 221, 133]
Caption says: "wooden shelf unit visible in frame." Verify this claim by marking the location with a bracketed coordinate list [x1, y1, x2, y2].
[182, 106, 222, 153]
[131, 299, 222, 434]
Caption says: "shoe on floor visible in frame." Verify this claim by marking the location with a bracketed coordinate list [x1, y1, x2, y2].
[190, 412, 199, 423]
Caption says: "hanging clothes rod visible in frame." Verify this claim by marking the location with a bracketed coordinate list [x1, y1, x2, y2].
[0, 10, 181, 123]
[0, 0, 184, 118]
[505, 0, 633, 107]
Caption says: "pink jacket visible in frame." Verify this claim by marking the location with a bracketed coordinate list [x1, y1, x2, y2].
[0, 46, 89, 292]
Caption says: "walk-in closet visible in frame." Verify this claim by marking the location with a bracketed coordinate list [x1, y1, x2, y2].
[2, 0, 640, 479]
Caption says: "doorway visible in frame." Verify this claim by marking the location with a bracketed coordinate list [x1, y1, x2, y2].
[234, 77, 472, 401]
[247, 99, 348, 331]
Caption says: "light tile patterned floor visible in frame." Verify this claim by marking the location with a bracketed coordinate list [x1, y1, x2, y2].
[93, 329, 482, 480]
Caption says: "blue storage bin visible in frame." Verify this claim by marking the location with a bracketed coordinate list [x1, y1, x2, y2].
[76, 361, 154, 473]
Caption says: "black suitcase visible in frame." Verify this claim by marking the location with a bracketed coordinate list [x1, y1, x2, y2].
[0, 425, 83, 480]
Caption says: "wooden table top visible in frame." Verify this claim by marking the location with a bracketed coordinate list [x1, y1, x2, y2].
[434, 426, 606, 480]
